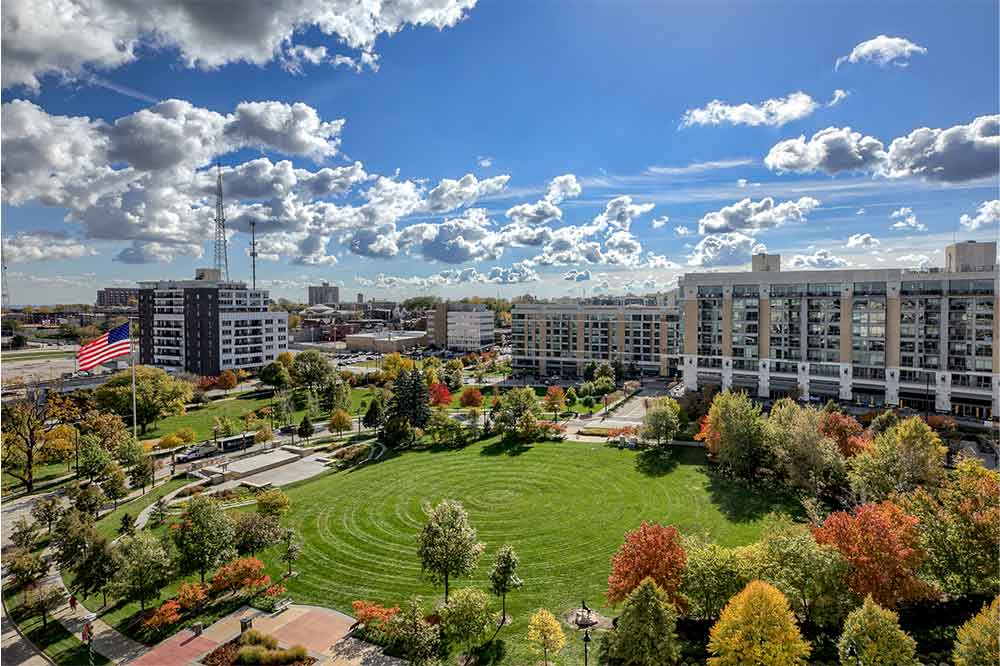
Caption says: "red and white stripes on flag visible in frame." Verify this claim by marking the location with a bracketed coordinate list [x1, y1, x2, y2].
[76, 322, 132, 371]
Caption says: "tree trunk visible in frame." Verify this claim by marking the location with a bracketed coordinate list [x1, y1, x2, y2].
[444, 574, 449, 603]
[102, 589, 107, 607]
[501, 593, 506, 625]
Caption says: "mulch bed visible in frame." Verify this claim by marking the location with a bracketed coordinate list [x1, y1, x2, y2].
[201, 637, 317, 666]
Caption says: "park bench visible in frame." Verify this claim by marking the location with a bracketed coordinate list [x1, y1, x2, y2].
[272, 597, 292, 614]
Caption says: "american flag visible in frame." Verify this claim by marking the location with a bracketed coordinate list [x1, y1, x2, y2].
[77, 322, 132, 371]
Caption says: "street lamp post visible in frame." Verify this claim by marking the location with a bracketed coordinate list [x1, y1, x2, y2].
[582, 629, 591, 666]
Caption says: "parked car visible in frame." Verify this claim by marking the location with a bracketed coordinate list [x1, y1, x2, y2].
[176, 444, 218, 463]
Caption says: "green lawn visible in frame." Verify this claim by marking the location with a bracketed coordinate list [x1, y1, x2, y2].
[3, 588, 111, 666]
[141, 388, 374, 442]
[254, 437, 799, 664]
[2, 460, 74, 496]
[94, 477, 190, 540]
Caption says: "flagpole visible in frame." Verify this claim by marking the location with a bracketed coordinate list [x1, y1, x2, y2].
[129, 316, 137, 438]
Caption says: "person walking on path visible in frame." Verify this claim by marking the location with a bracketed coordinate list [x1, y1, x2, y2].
[69, 595, 77, 612]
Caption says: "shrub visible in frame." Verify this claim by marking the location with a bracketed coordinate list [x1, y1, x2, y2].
[241, 629, 278, 649]
[953, 596, 999, 666]
[352, 600, 400, 628]
[177, 582, 207, 611]
[143, 599, 181, 632]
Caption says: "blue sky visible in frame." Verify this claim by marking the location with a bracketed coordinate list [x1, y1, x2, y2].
[2, 0, 998, 304]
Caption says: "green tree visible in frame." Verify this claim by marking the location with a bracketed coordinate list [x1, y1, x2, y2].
[31, 496, 63, 534]
[101, 462, 129, 509]
[297, 415, 314, 443]
[681, 536, 760, 620]
[150, 497, 169, 526]
[78, 435, 112, 482]
[489, 544, 523, 625]
[74, 483, 106, 519]
[171, 495, 236, 583]
[595, 362, 615, 381]
[94, 366, 192, 434]
[115, 436, 146, 469]
[73, 536, 118, 607]
[441, 588, 495, 663]
[389, 597, 441, 666]
[326, 375, 351, 413]
[129, 454, 155, 494]
[495, 387, 541, 441]
[52, 508, 96, 568]
[410, 368, 432, 428]
[757, 515, 849, 626]
[837, 596, 918, 666]
[704, 390, 768, 480]
[708, 580, 811, 666]
[849, 417, 947, 502]
[110, 532, 173, 610]
[8, 550, 47, 600]
[417, 499, 485, 602]
[291, 349, 333, 391]
[899, 458, 1000, 595]
[527, 608, 565, 666]
[381, 416, 414, 448]
[766, 401, 847, 498]
[9, 517, 40, 552]
[363, 392, 386, 434]
[953, 596, 999, 666]
[259, 361, 291, 392]
[426, 407, 464, 448]
[281, 528, 301, 577]
[118, 512, 136, 537]
[641, 398, 681, 449]
[600, 577, 682, 666]
[869, 410, 899, 436]
[565, 387, 578, 406]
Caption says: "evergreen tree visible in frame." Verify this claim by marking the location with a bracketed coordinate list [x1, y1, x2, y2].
[363, 393, 385, 434]
[600, 577, 682, 666]
[411, 367, 431, 429]
[837, 597, 918, 666]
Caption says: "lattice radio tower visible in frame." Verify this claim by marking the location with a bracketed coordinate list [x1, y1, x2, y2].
[214, 161, 230, 281]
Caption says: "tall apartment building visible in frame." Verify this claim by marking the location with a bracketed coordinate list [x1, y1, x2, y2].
[96, 287, 139, 307]
[511, 241, 998, 419]
[138, 268, 288, 376]
[426, 302, 495, 351]
[678, 241, 998, 418]
[308, 282, 340, 306]
[512, 292, 682, 378]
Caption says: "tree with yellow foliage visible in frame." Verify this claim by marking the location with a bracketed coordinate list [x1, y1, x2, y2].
[527, 608, 565, 666]
[953, 596, 999, 666]
[708, 580, 810, 666]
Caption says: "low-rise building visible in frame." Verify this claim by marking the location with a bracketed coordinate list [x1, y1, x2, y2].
[96, 287, 139, 307]
[344, 330, 426, 353]
[308, 282, 340, 306]
[426, 302, 495, 351]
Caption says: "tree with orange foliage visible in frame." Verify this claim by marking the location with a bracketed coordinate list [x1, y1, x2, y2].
[429, 382, 452, 407]
[143, 599, 181, 632]
[210, 557, 271, 596]
[693, 415, 718, 454]
[813, 501, 931, 608]
[216, 370, 238, 394]
[607, 522, 686, 608]
[818, 411, 864, 457]
[459, 387, 484, 409]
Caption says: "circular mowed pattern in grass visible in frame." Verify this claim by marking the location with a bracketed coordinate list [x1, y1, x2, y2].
[261, 438, 798, 661]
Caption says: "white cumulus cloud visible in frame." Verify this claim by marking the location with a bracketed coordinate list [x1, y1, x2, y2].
[890, 207, 927, 232]
[846, 233, 880, 250]
[787, 249, 850, 269]
[681, 92, 818, 128]
[687, 232, 766, 268]
[835, 35, 927, 70]
[765, 126, 886, 175]
[959, 200, 1000, 230]
[698, 196, 821, 234]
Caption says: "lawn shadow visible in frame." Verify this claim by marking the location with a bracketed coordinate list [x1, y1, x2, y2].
[469, 638, 507, 665]
[702, 468, 802, 523]
[479, 438, 532, 457]
[633, 449, 679, 477]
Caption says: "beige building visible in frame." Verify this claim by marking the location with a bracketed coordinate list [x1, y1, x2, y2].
[425, 302, 495, 351]
[344, 330, 426, 353]
[512, 241, 999, 419]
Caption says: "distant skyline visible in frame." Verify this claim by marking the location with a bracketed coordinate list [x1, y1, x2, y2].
[2, 1, 998, 305]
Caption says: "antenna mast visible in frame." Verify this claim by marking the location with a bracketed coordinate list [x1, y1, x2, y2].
[1, 241, 10, 313]
[249, 220, 257, 290]
[214, 161, 229, 281]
